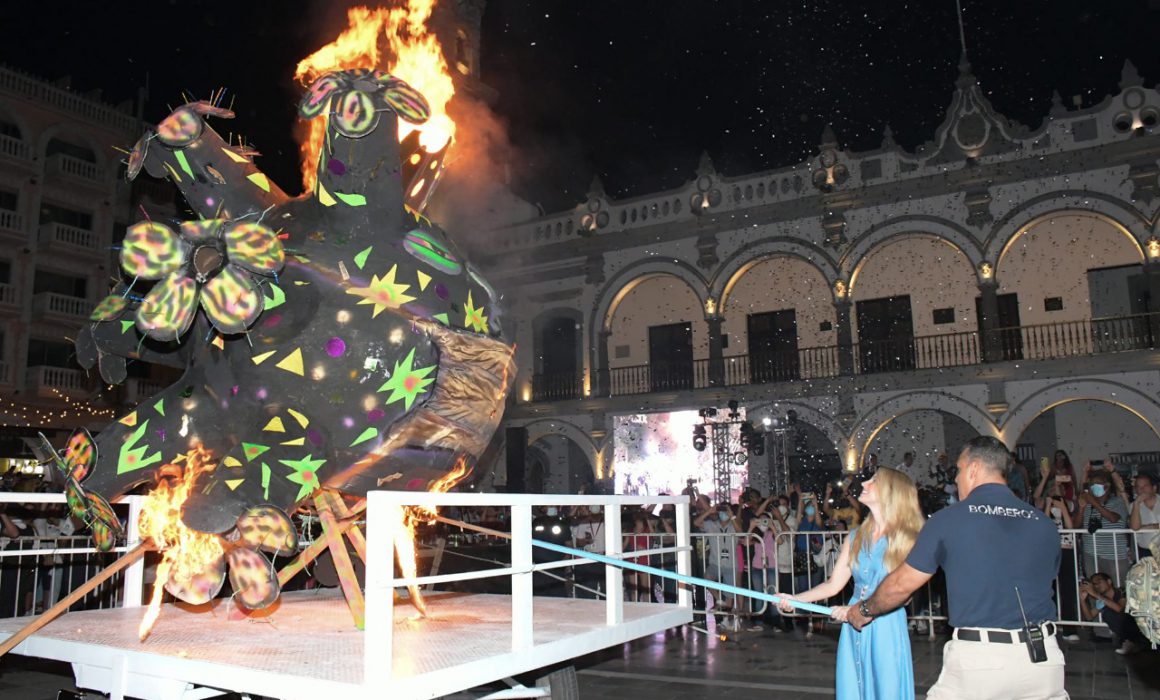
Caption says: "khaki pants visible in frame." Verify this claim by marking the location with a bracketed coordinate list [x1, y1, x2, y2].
[926, 633, 1068, 700]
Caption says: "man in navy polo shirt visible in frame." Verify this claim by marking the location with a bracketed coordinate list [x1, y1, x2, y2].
[848, 436, 1066, 699]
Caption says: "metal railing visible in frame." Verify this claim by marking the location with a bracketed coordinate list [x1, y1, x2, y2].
[0, 282, 15, 306]
[25, 365, 88, 396]
[0, 492, 144, 620]
[535, 312, 1160, 400]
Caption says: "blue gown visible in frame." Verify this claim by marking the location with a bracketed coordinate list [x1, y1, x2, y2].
[835, 536, 914, 700]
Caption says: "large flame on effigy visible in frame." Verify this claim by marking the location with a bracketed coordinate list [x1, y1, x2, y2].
[137, 448, 225, 640]
[393, 456, 471, 616]
[294, 1, 457, 194]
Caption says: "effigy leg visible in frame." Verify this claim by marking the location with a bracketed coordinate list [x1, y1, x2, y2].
[317, 493, 365, 629]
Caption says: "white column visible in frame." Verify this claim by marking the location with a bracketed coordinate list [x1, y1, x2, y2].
[676, 501, 692, 609]
[363, 491, 395, 687]
[511, 503, 533, 650]
[604, 504, 623, 625]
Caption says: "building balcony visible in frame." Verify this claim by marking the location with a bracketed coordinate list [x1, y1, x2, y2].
[124, 377, 165, 405]
[46, 152, 105, 187]
[31, 291, 90, 322]
[0, 208, 24, 242]
[25, 365, 90, 399]
[0, 360, 10, 386]
[0, 282, 16, 309]
[529, 312, 1160, 403]
[0, 134, 31, 162]
[38, 222, 101, 255]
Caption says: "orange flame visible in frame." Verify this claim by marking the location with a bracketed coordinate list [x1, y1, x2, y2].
[394, 456, 471, 615]
[294, 1, 457, 193]
[137, 448, 224, 641]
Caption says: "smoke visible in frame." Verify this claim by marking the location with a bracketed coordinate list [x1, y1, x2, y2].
[426, 94, 538, 248]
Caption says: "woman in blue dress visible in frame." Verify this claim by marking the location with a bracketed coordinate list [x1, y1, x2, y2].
[778, 467, 924, 699]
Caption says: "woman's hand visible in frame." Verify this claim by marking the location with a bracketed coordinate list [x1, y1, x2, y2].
[830, 605, 851, 622]
[777, 593, 800, 613]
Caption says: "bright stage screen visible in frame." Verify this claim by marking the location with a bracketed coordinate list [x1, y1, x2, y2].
[612, 409, 748, 501]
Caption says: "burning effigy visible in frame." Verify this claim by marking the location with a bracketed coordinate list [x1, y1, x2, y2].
[33, 4, 514, 639]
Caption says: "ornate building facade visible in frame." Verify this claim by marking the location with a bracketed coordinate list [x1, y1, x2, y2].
[480, 59, 1160, 495]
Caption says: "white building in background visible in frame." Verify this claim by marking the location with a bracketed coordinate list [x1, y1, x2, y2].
[477, 59, 1160, 495]
[0, 65, 178, 460]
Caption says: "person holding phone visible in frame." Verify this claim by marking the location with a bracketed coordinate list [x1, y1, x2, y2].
[1040, 481, 1081, 640]
[1079, 470, 1131, 584]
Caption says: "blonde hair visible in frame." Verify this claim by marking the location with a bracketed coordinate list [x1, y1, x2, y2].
[848, 467, 924, 572]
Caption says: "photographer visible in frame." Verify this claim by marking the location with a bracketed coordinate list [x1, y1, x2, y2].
[1079, 468, 1131, 584]
[1080, 572, 1146, 654]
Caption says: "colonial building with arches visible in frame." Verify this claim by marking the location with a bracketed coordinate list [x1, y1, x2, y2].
[477, 59, 1160, 494]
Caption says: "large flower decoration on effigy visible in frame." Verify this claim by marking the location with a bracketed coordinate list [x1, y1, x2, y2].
[100, 219, 284, 341]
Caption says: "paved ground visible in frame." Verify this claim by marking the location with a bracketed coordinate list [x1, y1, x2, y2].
[1, 621, 1157, 698]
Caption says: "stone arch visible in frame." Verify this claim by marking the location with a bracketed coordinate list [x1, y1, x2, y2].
[588, 259, 709, 377]
[851, 391, 1002, 468]
[710, 238, 839, 308]
[0, 105, 33, 144]
[985, 194, 1149, 271]
[746, 399, 847, 457]
[1000, 379, 1160, 448]
[38, 123, 110, 172]
[519, 417, 602, 478]
[843, 216, 984, 296]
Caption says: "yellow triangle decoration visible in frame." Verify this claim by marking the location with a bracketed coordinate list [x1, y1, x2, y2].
[275, 348, 305, 376]
[118, 412, 138, 427]
[252, 350, 277, 365]
[263, 416, 286, 433]
[225, 479, 245, 491]
[220, 147, 249, 163]
[247, 172, 271, 192]
[280, 437, 306, 446]
[417, 270, 431, 291]
[211, 335, 225, 350]
[317, 183, 337, 207]
[287, 408, 309, 428]
[223, 456, 243, 468]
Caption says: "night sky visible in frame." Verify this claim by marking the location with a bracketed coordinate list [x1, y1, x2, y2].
[2, 1, 1160, 212]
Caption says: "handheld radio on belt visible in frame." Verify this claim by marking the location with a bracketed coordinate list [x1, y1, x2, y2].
[1015, 586, 1047, 663]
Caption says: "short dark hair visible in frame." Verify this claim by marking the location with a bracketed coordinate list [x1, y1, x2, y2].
[1136, 472, 1159, 489]
[959, 436, 1012, 477]
[1090, 572, 1113, 586]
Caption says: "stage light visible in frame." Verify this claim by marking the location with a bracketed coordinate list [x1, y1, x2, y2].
[692, 424, 707, 452]
[762, 416, 772, 427]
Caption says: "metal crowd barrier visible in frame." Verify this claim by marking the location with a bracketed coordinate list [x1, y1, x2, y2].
[0, 492, 145, 620]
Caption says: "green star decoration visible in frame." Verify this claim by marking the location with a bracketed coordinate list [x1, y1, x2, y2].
[463, 291, 488, 333]
[377, 348, 436, 410]
[346, 264, 416, 318]
[279, 453, 327, 502]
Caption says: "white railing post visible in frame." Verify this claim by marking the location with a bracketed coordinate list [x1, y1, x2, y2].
[363, 491, 394, 688]
[676, 502, 692, 609]
[604, 504, 623, 625]
[510, 503, 533, 650]
[121, 495, 144, 608]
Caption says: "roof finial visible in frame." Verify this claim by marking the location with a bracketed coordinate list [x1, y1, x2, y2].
[955, 0, 969, 65]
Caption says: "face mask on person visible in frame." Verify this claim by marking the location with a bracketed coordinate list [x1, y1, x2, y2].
[718, 511, 730, 522]
[1050, 507, 1062, 519]
[1094, 598, 1106, 611]
[546, 507, 558, 517]
[805, 505, 817, 517]
[777, 505, 789, 517]
[590, 505, 601, 514]
[1091, 484, 1107, 498]
[757, 518, 770, 531]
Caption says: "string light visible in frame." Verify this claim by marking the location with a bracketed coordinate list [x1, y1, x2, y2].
[0, 387, 119, 429]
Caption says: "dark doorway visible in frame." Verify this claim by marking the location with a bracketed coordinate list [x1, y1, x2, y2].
[536, 317, 579, 399]
[648, 321, 693, 391]
[856, 295, 915, 373]
[747, 309, 799, 383]
[975, 293, 1022, 361]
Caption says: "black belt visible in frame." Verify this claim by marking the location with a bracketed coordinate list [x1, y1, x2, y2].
[955, 622, 1056, 644]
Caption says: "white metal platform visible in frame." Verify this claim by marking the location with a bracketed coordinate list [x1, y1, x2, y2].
[0, 492, 694, 700]
[0, 588, 689, 700]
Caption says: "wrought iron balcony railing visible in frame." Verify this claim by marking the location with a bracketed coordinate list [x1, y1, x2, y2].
[527, 312, 1160, 402]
